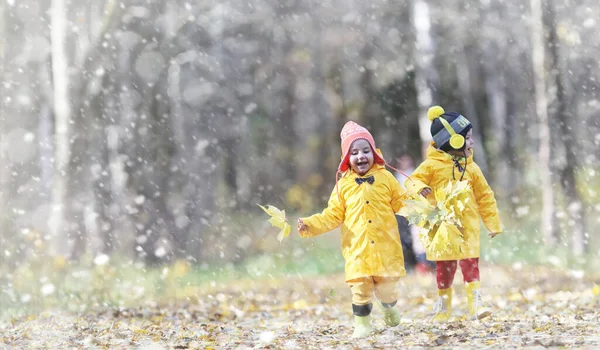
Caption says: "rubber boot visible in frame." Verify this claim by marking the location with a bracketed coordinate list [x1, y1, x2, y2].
[432, 288, 452, 323]
[466, 281, 492, 320]
[352, 315, 373, 338]
[382, 305, 401, 327]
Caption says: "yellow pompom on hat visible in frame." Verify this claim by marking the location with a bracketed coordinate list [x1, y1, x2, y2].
[428, 105, 472, 151]
[427, 106, 445, 121]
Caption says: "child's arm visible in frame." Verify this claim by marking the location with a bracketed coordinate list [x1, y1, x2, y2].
[389, 172, 408, 213]
[298, 185, 345, 238]
[472, 166, 502, 235]
[404, 161, 432, 197]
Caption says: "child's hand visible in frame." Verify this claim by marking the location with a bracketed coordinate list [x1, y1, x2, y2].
[297, 218, 308, 234]
[488, 232, 499, 238]
[420, 188, 432, 197]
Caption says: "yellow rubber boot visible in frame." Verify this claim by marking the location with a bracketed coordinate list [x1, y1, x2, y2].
[382, 306, 401, 327]
[352, 315, 373, 338]
[466, 281, 492, 320]
[432, 288, 452, 323]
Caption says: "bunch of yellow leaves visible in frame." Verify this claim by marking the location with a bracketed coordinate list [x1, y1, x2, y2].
[398, 180, 471, 259]
[257, 204, 292, 242]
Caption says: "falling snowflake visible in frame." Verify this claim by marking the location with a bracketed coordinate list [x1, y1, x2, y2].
[94, 254, 110, 266]
[41, 283, 55, 296]
[155, 247, 167, 258]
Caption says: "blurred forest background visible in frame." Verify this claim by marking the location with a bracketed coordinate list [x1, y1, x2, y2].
[1, 0, 599, 316]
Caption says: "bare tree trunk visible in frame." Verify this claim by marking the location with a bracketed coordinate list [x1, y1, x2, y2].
[127, 43, 168, 265]
[105, 122, 124, 255]
[39, 102, 54, 199]
[117, 40, 141, 261]
[279, 61, 298, 183]
[272, 29, 297, 192]
[0, 1, 9, 243]
[166, 57, 190, 256]
[504, 81, 522, 199]
[455, 49, 488, 173]
[329, 59, 348, 173]
[545, 0, 586, 255]
[50, 0, 72, 257]
[311, 9, 330, 197]
[450, 0, 488, 174]
[530, 0, 555, 246]
[0, 2, 3, 66]
[359, 40, 376, 128]
[480, 0, 507, 188]
[412, 0, 440, 157]
[37, 55, 56, 202]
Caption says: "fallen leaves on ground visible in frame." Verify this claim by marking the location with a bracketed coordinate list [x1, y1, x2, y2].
[1, 265, 599, 349]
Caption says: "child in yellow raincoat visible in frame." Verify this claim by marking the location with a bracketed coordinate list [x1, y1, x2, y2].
[405, 106, 502, 322]
[298, 121, 408, 338]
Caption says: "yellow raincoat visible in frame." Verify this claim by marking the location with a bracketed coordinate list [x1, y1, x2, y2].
[300, 164, 407, 282]
[405, 144, 502, 261]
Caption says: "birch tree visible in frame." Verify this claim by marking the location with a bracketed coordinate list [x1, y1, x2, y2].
[50, 0, 72, 257]
[530, 0, 555, 246]
[411, 0, 439, 156]
[0, 1, 8, 248]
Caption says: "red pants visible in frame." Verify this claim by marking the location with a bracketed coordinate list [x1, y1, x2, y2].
[436, 258, 479, 289]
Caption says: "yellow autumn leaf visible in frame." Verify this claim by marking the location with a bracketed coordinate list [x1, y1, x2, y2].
[435, 186, 447, 204]
[398, 195, 435, 228]
[428, 225, 447, 255]
[592, 284, 600, 297]
[257, 204, 292, 242]
[427, 223, 463, 259]
[277, 223, 291, 243]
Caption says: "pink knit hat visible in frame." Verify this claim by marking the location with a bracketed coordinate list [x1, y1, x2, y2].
[338, 121, 385, 172]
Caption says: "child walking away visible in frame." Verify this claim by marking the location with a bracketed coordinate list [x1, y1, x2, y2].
[405, 106, 502, 322]
[297, 121, 408, 338]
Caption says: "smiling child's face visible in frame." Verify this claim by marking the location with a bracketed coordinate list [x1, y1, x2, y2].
[349, 139, 374, 176]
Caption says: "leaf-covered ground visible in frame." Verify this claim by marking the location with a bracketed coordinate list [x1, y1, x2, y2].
[1, 264, 599, 349]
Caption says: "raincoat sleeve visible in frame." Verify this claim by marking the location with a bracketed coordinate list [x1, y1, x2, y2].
[404, 161, 432, 197]
[300, 185, 345, 238]
[390, 173, 408, 213]
[472, 166, 502, 233]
